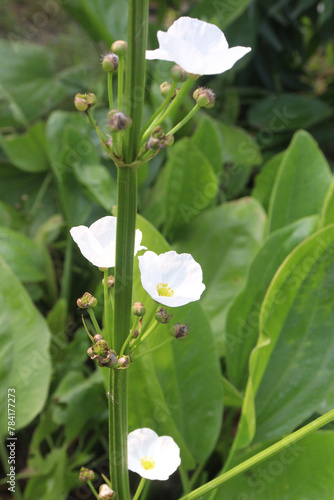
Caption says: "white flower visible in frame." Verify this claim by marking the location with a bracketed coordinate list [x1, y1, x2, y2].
[128, 428, 181, 481]
[70, 216, 146, 268]
[138, 250, 205, 307]
[146, 16, 251, 75]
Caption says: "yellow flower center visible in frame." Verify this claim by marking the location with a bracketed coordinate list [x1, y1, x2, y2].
[157, 282, 174, 297]
[141, 456, 155, 470]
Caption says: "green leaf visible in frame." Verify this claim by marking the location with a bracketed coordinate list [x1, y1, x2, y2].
[0, 201, 24, 230]
[174, 198, 266, 354]
[226, 216, 318, 390]
[128, 215, 224, 469]
[320, 179, 334, 227]
[253, 224, 334, 443]
[248, 94, 332, 132]
[192, 117, 223, 175]
[222, 377, 243, 408]
[0, 122, 49, 172]
[162, 138, 218, 238]
[218, 123, 262, 199]
[268, 130, 332, 233]
[63, 0, 127, 44]
[252, 152, 284, 212]
[211, 431, 334, 500]
[0, 258, 51, 436]
[0, 41, 80, 128]
[0, 226, 49, 283]
[73, 163, 117, 212]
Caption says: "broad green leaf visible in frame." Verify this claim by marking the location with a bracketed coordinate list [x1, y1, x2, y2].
[192, 117, 223, 175]
[226, 216, 318, 390]
[163, 138, 218, 238]
[268, 130, 331, 233]
[229, 224, 334, 451]
[73, 163, 117, 212]
[0, 226, 49, 283]
[320, 179, 334, 227]
[218, 123, 262, 199]
[0, 201, 24, 230]
[174, 198, 266, 353]
[252, 152, 284, 212]
[128, 215, 224, 469]
[248, 94, 332, 132]
[63, 0, 127, 44]
[0, 41, 83, 128]
[0, 258, 51, 436]
[222, 377, 243, 408]
[0, 122, 49, 172]
[210, 431, 334, 500]
[253, 224, 334, 442]
[24, 447, 68, 500]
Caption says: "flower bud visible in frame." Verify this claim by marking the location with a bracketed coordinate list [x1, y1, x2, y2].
[132, 301, 146, 317]
[133, 329, 139, 339]
[74, 93, 97, 112]
[79, 466, 95, 482]
[171, 64, 187, 82]
[102, 52, 119, 72]
[170, 323, 189, 339]
[77, 292, 97, 309]
[107, 110, 132, 132]
[105, 350, 118, 368]
[193, 87, 216, 108]
[155, 306, 173, 324]
[88, 339, 114, 364]
[111, 40, 127, 56]
[94, 334, 104, 342]
[118, 355, 130, 368]
[160, 81, 172, 97]
[102, 275, 115, 287]
[146, 126, 173, 151]
[98, 484, 116, 499]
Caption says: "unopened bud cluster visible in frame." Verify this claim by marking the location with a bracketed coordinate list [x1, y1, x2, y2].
[77, 292, 97, 309]
[155, 306, 173, 324]
[170, 323, 189, 339]
[146, 126, 174, 151]
[74, 93, 97, 112]
[79, 467, 95, 482]
[108, 110, 132, 133]
[132, 301, 146, 317]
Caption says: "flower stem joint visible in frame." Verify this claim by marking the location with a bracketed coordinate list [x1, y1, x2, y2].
[155, 306, 173, 324]
[74, 93, 97, 112]
[102, 52, 119, 72]
[107, 110, 132, 132]
[193, 87, 216, 109]
[79, 467, 95, 482]
[170, 323, 189, 339]
[77, 292, 98, 309]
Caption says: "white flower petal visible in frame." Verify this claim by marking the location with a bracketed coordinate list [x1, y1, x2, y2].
[138, 250, 205, 307]
[128, 428, 181, 481]
[70, 216, 146, 268]
[146, 16, 251, 75]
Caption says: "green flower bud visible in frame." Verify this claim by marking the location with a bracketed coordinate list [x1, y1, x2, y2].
[107, 110, 132, 132]
[79, 466, 95, 482]
[160, 81, 172, 97]
[193, 87, 216, 108]
[171, 64, 187, 82]
[170, 323, 189, 339]
[111, 40, 128, 56]
[155, 306, 173, 324]
[74, 93, 97, 112]
[132, 301, 146, 317]
[77, 292, 97, 309]
[102, 52, 119, 72]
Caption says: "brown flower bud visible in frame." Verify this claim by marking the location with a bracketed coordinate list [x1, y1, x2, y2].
[98, 483, 116, 499]
[170, 323, 189, 339]
[107, 110, 132, 132]
[102, 52, 119, 72]
[155, 306, 173, 324]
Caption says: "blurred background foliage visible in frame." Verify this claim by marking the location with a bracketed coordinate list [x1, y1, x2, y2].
[0, 0, 333, 499]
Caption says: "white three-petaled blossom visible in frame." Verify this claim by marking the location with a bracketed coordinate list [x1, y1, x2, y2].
[70, 216, 146, 268]
[128, 428, 181, 481]
[146, 16, 251, 75]
[138, 250, 205, 307]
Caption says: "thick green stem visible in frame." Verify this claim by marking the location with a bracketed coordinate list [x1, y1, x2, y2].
[133, 477, 146, 500]
[178, 408, 334, 500]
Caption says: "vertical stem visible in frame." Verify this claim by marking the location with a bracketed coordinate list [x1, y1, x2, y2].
[108, 72, 114, 110]
[118, 56, 125, 111]
[109, 2, 149, 498]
